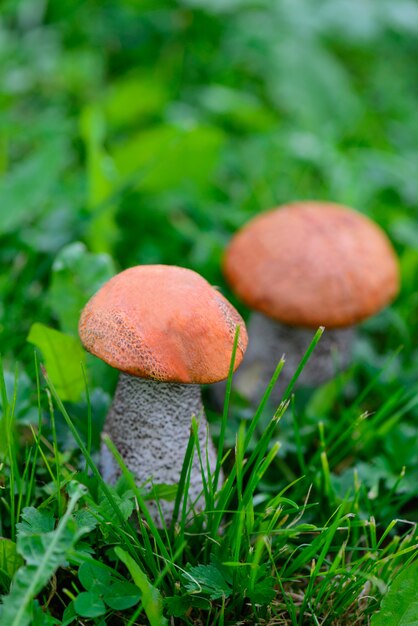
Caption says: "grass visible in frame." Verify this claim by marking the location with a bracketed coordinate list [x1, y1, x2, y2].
[0, 333, 416, 624]
[1, 0, 418, 623]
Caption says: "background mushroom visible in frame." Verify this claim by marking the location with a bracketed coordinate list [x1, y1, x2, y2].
[222, 201, 400, 405]
[79, 264, 247, 522]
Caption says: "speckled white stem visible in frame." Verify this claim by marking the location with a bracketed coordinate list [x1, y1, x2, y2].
[100, 374, 219, 523]
[213, 313, 355, 407]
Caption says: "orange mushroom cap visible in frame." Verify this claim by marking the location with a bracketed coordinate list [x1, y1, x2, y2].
[223, 202, 400, 329]
[79, 265, 247, 384]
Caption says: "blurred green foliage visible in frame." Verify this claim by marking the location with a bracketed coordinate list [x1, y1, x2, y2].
[0, 0, 417, 516]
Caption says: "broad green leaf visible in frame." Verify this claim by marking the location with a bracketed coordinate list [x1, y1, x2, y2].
[48, 242, 116, 335]
[80, 106, 118, 253]
[105, 581, 141, 610]
[78, 560, 111, 591]
[197, 85, 276, 131]
[165, 594, 209, 617]
[183, 563, 232, 600]
[165, 595, 191, 618]
[27, 323, 85, 402]
[371, 560, 418, 626]
[103, 73, 169, 127]
[246, 574, 276, 605]
[111, 124, 224, 193]
[0, 141, 68, 235]
[115, 547, 168, 626]
[61, 601, 77, 626]
[0, 483, 89, 626]
[74, 591, 106, 618]
[0, 539, 23, 592]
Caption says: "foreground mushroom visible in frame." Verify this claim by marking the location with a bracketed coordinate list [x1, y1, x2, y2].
[79, 265, 247, 522]
[222, 201, 399, 404]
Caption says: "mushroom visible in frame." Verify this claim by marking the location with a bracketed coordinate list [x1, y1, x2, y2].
[222, 201, 399, 405]
[79, 265, 248, 522]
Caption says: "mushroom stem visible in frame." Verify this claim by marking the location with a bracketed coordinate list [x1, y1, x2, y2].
[228, 313, 355, 405]
[100, 373, 219, 522]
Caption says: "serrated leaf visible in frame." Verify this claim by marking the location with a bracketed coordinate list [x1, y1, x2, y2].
[78, 560, 111, 591]
[371, 560, 418, 626]
[73, 509, 98, 534]
[247, 576, 276, 606]
[74, 591, 106, 618]
[0, 483, 89, 626]
[115, 547, 167, 626]
[48, 242, 116, 335]
[17, 528, 74, 566]
[164, 594, 210, 617]
[27, 323, 85, 401]
[105, 581, 141, 610]
[183, 563, 232, 600]
[16, 508, 55, 536]
[164, 595, 190, 617]
[96, 486, 135, 524]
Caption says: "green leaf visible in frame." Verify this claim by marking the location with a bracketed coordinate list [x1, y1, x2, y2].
[246, 575, 276, 606]
[102, 73, 169, 127]
[32, 600, 61, 625]
[80, 106, 118, 253]
[0, 483, 89, 626]
[61, 601, 77, 626]
[72, 509, 98, 534]
[371, 561, 418, 626]
[78, 560, 111, 591]
[197, 85, 276, 131]
[74, 591, 106, 618]
[145, 483, 178, 502]
[0, 539, 23, 592]
[27, 323, 86, 402]
[16, 508, 55, 536]
[164, 595, 191, 618]
[111, 124, 224, 193]
[18, 525, 85, 569]
[183, 563, 232, 600]
[0, 141, 68, 235]
[165, 594, 210, 617]
[115, 547, 168, 626]
[96, 486, 135, 524]
[105, 581, 141, 610]
[48, 242, 116, 335]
